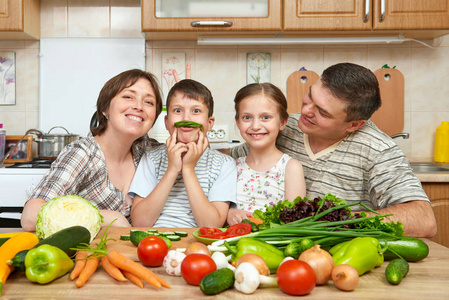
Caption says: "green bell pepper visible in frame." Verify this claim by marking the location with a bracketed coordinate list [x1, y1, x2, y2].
[329, 237, 385, 275]
[224, 237, 285, 273]
[25, 244, 74, 284]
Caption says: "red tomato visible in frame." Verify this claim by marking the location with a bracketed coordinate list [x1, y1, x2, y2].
[276, 260, 316, 296]
[199, 227, 225, 238]
[137, 236, 169, 267]
[181, 253, 216, 285]
[222, 223, 252, 238]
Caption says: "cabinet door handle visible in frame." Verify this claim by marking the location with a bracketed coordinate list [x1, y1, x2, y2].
[379, 0, 386, 22]
[191, 21, 233, 27]
[364, 0, 370, 23]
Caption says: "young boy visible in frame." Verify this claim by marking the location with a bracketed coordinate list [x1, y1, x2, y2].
[129, 79, 237, 228]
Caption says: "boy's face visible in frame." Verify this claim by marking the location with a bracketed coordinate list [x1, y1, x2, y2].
[165, 92, 215, 144]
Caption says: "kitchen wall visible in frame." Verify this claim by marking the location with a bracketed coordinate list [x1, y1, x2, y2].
[1, 0, 449, 162]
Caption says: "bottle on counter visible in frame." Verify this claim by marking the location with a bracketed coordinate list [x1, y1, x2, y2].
[0, 124, 5, 167]
[434, 121, 449, 163]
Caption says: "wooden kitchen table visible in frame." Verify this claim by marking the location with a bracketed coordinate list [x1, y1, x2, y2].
[3, 227, 449, 299]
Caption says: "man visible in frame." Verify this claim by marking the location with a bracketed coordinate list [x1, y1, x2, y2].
[230, 63, 437, 238]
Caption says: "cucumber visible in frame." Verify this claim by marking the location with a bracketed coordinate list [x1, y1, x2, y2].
[130, 230, 171, 248]
[378, 236, 429, 262]
[9, 225, 90, 272]
[174, 231, 188, 237]
[165, 235, 180, 241]
[160, 231, 175, 236]
[385, 258, 409, 285]
[199, 268, 235, 295]
[120, 235, 130, 241]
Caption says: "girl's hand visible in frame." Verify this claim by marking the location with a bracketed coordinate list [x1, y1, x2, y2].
[227, 208, 253, 226]
[182, 130, 208, 171]
[173, 63, 191, 82]
[166, 130, 187, 173]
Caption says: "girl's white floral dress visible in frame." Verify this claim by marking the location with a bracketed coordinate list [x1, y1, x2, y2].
[236, 153, 292, 212]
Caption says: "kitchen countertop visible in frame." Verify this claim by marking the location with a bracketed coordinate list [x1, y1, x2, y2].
[415, 172, 449, 182]
[2, 227, 449, 299]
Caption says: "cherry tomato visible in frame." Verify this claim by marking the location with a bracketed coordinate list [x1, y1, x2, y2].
[181, 253, 216, 285]
[137, 236, 169, 267]
[276, 260, 316, 296]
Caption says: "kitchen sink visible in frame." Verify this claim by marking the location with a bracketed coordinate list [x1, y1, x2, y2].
[409, 162, 449, 173]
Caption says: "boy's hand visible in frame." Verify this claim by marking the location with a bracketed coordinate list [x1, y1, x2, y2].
[182, 130, 209, 171]
[166, 130, 188, 173]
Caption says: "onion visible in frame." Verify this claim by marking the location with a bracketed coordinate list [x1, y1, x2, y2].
[185, 242, 211, 256]
[298, 244, 334, 285]
[235, 253, 270, 276]
[331, 264, 359, 291]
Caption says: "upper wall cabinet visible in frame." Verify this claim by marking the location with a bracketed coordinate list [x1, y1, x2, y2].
[141, 0, 282, 40]
[142, 0, 449, 40]
[283, 0, 449, 38]
[0, 0, 40, 40]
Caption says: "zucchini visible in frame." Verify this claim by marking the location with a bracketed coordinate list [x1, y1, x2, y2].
[378, 236, 429, 262]
[8, 226, 90, 272]
[385, 258, 409, 285]
[174, 231, 188, 237]
[0, 238, 9, 247]
[199, 268, 235, 295]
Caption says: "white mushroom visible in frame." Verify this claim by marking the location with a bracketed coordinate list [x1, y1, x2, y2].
[234, 262, 278, 294]
[163, 250, 186, 276]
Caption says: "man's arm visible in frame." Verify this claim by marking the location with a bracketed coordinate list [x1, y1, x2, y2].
[357, 200, 437, 238]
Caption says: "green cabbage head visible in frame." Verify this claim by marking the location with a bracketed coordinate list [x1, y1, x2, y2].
[36, 195, 104, 242]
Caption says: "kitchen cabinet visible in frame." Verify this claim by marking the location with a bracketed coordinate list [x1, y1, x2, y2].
[141, 0, 282, 40]
[0, 0, 40, 40]
[283, 0, 449, 38]
[142, 0, 449, 40]
[422, 182, 449, 248]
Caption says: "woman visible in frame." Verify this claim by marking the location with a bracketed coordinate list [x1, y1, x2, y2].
[21, 69, 163, 229]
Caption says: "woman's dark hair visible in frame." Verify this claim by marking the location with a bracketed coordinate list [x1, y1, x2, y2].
[91, 69, 163, 138]
[321, 63, 381, 121]
[166, 79, 214, 117]
[234, 82, 289, 122]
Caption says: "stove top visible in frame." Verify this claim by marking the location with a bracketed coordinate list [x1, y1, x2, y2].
[6, 158, 55, 169]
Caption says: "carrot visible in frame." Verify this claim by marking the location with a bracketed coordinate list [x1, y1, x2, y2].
[107, 250, 171, 288]
[122, 270, 144, 288]
[101, 255, 126, 282]
[70, 251, 88, 280]
[248, 217, 263, 225]
[75, 255, 100, 288]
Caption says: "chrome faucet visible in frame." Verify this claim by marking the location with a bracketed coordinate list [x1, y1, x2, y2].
[391, 133, 410, 139]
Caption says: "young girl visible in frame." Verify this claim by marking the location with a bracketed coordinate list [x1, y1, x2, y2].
[227, 83, 306, 225]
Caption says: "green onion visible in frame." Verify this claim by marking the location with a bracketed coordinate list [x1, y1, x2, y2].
[174, 120, 203, 132]
[210, 201, 401, 249]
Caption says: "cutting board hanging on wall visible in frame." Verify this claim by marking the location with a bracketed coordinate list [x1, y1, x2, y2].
[371, 68, 405, 136]
[286, 70, 319, 113]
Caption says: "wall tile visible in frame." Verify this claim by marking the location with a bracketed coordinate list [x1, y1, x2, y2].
[68, 0, 110, 37]
[41, 0, 68, 37]
[25, 48, 40, 112]
[111, 0, 142, 38]
[195, 49, 239, 113]
[411, 46, 449, 112]
[410, 111, 448, 161]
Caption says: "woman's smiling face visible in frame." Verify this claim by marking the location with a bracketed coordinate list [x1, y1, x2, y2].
[105, 77, 157, 139]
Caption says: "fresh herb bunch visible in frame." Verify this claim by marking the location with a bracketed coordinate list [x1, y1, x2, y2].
[253, 193, 352, 228]
[174, 120, 203, 132]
